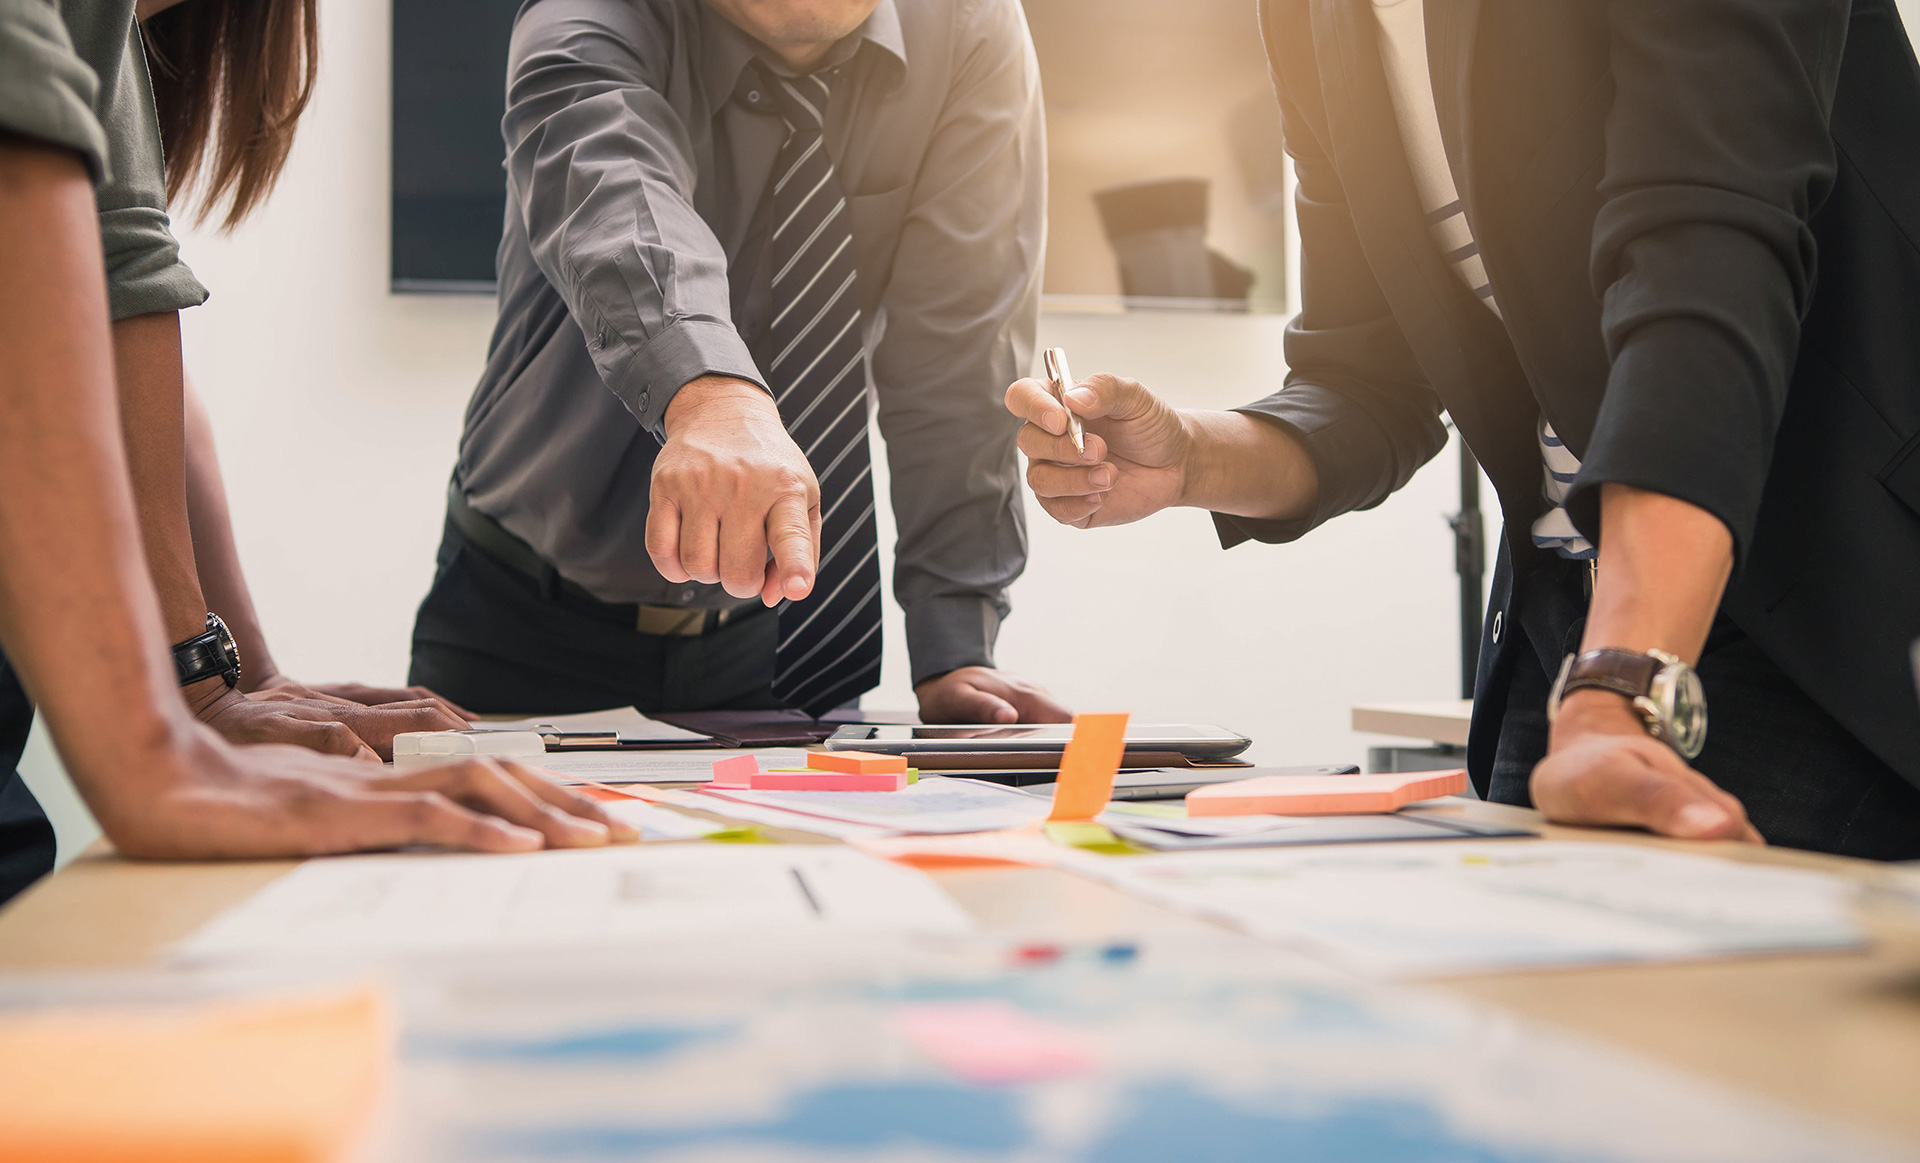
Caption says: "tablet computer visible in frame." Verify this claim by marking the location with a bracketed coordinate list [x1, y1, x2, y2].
[825, 723, 1252, 762]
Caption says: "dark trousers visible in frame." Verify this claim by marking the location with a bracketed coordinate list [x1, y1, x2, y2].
[1477, 554, 1920, 860]
[0, 651, 55, 906]
[408, 521, 785, 716]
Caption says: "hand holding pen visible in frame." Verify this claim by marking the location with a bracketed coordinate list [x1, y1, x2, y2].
[1003, 352, 1197, 529]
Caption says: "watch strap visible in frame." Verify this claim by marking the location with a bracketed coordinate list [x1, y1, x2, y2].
[1559, 648, 1662, 702]
[172, 618, 240, 688]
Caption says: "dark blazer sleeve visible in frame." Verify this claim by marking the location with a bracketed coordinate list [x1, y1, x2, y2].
[1218, 1, 1447, 548]
[1570, 0, 1848, 562]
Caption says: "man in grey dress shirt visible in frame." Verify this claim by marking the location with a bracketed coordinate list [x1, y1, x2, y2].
[410, 0, 1067, 722]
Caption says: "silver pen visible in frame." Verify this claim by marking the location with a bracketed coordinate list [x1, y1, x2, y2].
[1042, 347, 1086, 455]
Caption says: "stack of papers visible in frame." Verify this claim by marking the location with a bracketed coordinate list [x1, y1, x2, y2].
[481, 707, 710, 746]
[698, 775, 1053, 835]
[1080, 841, 1864, 978]
[1100, 806, 1531, 850]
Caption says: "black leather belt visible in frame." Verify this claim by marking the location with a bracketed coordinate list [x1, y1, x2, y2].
[445, 480, 748, 637]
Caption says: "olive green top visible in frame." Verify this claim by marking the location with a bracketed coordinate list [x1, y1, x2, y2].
[0, 0, 207, 319]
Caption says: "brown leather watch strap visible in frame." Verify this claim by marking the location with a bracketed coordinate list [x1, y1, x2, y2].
[1560, 648, 1663, 701]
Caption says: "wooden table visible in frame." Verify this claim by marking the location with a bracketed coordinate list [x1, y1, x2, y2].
[2, 799, 1917, 1148]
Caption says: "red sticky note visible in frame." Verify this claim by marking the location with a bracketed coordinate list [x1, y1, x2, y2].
[709, 754, 759, 789]
[809, 750, 909, 775]
[750, 770, 910, 792]
[1048, 713, 1129, 821]
[893, 1000, 1096, 1085]
[1186, 769, 1468, 816]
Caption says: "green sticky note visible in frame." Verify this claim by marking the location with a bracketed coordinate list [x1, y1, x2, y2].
[705, 828, 771, 844]
[1043, 821, 1144, 854]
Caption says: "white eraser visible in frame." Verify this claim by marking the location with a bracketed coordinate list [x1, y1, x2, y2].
[391, 729, 548, 765]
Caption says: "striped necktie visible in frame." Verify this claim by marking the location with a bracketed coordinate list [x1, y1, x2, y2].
[756, 66, 883, 716]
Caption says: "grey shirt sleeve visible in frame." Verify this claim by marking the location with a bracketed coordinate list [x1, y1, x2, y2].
[504, 0, 766, 439]
[0, 0, 108, 180]
[871, 0, 1043, 684]
[93, 15, 206, 321]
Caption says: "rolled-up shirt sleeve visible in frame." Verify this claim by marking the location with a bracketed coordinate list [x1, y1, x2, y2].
[505, 0, 765, 439]
[870, 0, 1043, 684]
[88, 11, 206, 320]
[0, 0, 108, 180]
[1571, 0, 1847, 565]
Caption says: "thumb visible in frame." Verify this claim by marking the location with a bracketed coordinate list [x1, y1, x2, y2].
[1627, 767, 1759, 842]
[765, 493, 817, 603]
[1065, 373, 1157, 422]
[950, 682, 1018, 725]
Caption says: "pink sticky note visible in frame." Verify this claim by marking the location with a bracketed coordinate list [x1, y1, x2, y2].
[750, 770, 909, 792]
[892, 1000, 1097, 1085]
[709, 754, 759, 789]
[1186, 769, 1468, 816]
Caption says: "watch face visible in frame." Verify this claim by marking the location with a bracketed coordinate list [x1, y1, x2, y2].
[1658, 662, 1708, 760]
[207, 612, 242, 682]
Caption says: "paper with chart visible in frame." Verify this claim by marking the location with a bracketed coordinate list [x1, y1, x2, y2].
[382, 940, 1913, 1163]
[175, 846, 972, 961]
[534, 749, 810, 785]
[1083, 841, 1863, 978]
[698, 775, 1053, 834]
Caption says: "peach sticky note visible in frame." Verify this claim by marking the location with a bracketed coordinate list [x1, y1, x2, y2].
[1187, 769, 1469, 817]
[809, 750, 909, 775]
[750, 770, 910, 791]
[0, 985, 389, 1163]
[1048, 712, 1130, 821]
[709, 753, 759, 788]
[893, 1000, 1097, 1085]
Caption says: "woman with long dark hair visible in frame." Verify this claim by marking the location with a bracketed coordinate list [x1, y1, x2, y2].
[0, 0, 629, 904]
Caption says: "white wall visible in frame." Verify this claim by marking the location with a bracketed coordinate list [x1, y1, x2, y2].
[42, 0, 1916, 863]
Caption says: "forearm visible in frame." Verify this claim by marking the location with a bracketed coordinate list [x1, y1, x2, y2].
[1177, 410, 1319, 522]
[0, 141, 195, 796]
[111, 311, 207, 644]
[1579, 483, 1732, 665]
[182, 375, 281, 686]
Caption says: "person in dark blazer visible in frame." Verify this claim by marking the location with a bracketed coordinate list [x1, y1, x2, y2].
[1007, 0, 1920, 858]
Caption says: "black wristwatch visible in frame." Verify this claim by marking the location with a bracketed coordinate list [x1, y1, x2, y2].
[1547, 647, 1707, 760]
[173, 612, 243, 689]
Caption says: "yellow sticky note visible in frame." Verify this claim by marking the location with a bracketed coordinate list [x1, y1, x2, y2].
[0, 985, 389, 1163]
[1048, 712, 1129, 821]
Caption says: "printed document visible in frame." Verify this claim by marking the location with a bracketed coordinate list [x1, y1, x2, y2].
[1083, 840, 1863, 978]
[175, 846, 973, 961]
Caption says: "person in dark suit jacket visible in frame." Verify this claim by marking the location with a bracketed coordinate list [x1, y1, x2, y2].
[1008, 0, 1920, 858]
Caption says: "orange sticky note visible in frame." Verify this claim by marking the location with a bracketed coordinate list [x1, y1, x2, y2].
[1048, 712, 1129, 821]
[0, 985, 389, 1163]
[1187, 769, 1468, 816]
[809, 750, 909, 775]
